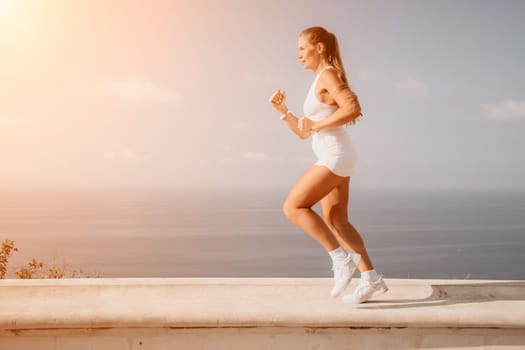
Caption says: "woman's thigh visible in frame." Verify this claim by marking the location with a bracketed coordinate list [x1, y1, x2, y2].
[284, 165, 346, 209]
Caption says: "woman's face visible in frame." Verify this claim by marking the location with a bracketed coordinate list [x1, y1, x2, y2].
[297, 35, 320, 70]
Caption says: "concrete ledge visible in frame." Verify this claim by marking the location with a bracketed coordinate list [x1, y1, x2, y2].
[1, 278, 524, 349]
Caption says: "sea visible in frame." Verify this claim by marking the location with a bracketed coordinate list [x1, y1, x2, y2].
[1, 187, 524, 280]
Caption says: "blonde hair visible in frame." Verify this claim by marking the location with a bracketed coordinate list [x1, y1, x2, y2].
[301, 26, 348, 85]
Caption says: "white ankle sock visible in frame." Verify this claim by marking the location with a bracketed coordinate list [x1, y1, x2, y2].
[361, 269, 379, 282]
[328, 246, 348, 265]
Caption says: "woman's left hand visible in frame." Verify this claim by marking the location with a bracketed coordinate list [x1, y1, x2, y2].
[298, 116, 319, 133]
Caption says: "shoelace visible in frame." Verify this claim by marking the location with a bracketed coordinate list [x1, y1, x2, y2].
[331, 254, 354, 278]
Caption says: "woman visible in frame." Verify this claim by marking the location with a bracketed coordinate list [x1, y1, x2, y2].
[268, 26, 388, 303]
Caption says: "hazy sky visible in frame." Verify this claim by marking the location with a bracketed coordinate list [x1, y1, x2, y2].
[1, 0, 524, 191]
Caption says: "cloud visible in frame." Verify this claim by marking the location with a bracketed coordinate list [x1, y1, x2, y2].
[242, 152, 271, 160]
[0, 112, 35, 129]
[357, 70, 429, 97]
[395, 78, 429, 97]
[481, 100, 525, 122]
[100, 79, 181, 104]
[357, 70, 387, 85]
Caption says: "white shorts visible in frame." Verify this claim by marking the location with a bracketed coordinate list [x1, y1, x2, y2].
[311, 128, 358, 177]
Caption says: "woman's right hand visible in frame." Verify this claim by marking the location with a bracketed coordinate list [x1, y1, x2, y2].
[269, 89, 288, 114]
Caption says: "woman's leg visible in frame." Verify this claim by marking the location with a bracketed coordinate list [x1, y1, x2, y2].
[320, 176, 374, 272]
[282, 165, 346, 251]
[320, 177, 389, 303]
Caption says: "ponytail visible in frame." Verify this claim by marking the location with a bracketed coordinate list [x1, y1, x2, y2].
[328, 32, 349, 86]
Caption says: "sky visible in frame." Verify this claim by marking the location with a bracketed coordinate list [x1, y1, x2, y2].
[1, 0, 524, 191]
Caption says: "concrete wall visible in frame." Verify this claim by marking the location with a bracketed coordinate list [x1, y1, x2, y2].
[1, 278, 524, 349]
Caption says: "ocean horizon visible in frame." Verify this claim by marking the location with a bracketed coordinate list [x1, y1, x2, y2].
[1, 187, 524, 280]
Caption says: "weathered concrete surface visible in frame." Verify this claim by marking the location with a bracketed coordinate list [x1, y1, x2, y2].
[0, 278, 524, 349]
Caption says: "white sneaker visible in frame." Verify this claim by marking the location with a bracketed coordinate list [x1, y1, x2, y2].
[330, 252, 361, 297]
[342, 275, 388, 303]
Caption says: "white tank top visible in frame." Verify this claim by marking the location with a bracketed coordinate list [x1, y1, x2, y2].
[303, 65, 338, 122]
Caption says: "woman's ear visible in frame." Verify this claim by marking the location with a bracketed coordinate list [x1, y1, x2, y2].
[316, 42, 325, 55]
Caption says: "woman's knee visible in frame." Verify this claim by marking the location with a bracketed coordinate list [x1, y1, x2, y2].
[282, 199, 297, 220]
[282, 197, 309, 220]
[322, 214, 336, 232]
[323, 211, 348, 234]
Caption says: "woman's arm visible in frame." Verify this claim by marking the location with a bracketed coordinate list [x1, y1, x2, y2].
[308, 70, 363, 132]
[281, 112, 313, 140]
[269, 89, 312, 140]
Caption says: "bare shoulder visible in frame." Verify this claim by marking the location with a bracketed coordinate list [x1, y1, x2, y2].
[319, 68, 345, 89]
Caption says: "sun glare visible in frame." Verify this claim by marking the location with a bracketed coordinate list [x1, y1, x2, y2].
[0, 0, 18, 24]
[0, 0, 16, 22]
[0, 0, 34, 43]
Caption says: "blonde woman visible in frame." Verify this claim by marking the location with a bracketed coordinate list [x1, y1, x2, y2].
[269, 26, 388, 303]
